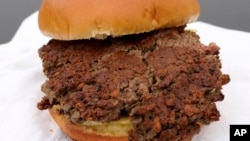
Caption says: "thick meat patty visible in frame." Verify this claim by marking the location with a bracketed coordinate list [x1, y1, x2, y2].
[37, 26, 230, 141]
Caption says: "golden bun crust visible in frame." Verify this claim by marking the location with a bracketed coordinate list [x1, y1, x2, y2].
[49, 105, 133, 141]
[38, 0, 200, 40]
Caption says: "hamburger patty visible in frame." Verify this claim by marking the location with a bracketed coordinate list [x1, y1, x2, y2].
[37, 26, 230, 141]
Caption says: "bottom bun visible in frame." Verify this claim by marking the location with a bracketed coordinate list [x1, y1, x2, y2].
[49, 105, 133, 141]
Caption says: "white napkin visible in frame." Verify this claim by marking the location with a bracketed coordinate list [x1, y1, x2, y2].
[0, 12, 249, 141]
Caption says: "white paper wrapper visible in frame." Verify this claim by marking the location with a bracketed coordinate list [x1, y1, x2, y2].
[0, 12, 249, 141]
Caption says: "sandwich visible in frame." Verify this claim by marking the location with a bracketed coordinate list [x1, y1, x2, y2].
[37, 0, 230, 140]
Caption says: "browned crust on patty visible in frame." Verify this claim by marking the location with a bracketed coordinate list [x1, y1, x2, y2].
[38, 26, 230, 140]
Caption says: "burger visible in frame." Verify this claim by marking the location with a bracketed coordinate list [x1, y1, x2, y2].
[37, 0, 230, 141]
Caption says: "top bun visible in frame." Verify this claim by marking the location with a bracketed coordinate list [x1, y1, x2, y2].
[38, 0, 200, 40]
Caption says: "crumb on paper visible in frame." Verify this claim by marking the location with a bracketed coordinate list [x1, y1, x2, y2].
[49, 129, 53, 132]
